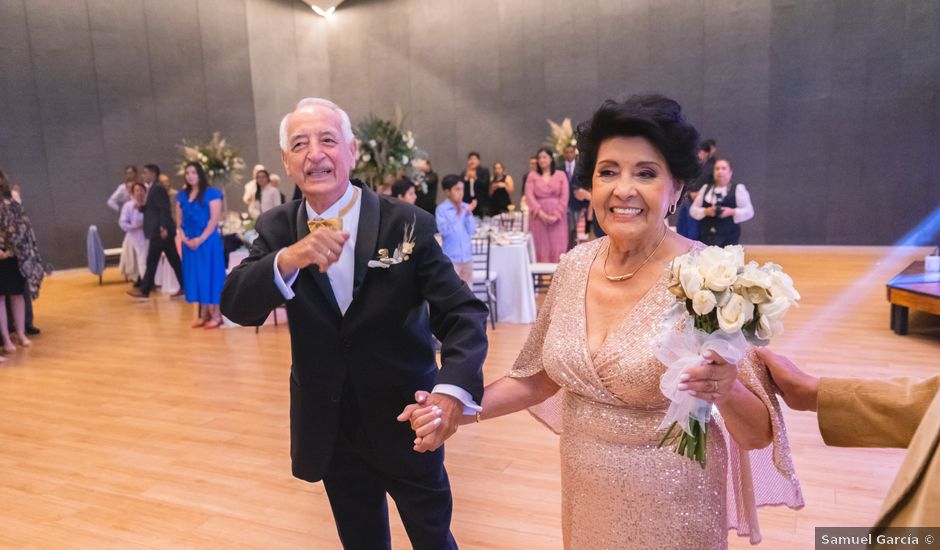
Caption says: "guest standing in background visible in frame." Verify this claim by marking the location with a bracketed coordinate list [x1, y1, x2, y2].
[0, 171, 48, 354]
[178, 162, 225, 329]
[391, 177, 418, 205]
[690, 158, 754, 246]
[2, 179, 40, 336]
[461, 152, 490, 217]
[257, 170, 283, 215]
[520, 155, 538, 197]
[436, 175, 477, 288]
[128, 164, 184, 299]
[562, 144, 591, 250]
[525, 147, 568, 263]
[488, 162, 514, 215]
[243, 164, 267, 218]
[677, 139, 716, 240]
[412, 158, 439, 215]
[107, 165, 139, 213]
[118, 182, 149, 287]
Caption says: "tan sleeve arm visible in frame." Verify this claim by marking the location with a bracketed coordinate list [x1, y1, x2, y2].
[817, 376, 940, 448]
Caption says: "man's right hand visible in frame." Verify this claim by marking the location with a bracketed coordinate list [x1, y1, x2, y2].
[756, 347, 819, 412]
[277, 228, 349, 276]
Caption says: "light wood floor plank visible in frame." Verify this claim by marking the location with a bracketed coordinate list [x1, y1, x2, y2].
[0, 246, 937, 549]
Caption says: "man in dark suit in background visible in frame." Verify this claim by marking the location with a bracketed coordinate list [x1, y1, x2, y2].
[677, 138, 717, 240]
[128, 164, 183, 298]
[562, 144, 593, 250]
[460, 151, 489, 217]
[221, 98, 488, 549]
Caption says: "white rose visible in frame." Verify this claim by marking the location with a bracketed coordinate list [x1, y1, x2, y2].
[692, 290, 717, 316]
[362, 153, 371, 162]
[402, 155, 409, 164]
[768, 267, 800, 303]
[704, 263, 737, 292]
[735, 262, 773, 304]
[755, 314, 783, 340]
[678, 261, 704, 298]
[758, 296, 791, 325]
[726, 245, 746, 269]
[368, 139, 377, 148]
[717, 293, 754, 333]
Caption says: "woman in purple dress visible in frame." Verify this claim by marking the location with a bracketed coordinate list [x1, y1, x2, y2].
[525, 148, 569, 263]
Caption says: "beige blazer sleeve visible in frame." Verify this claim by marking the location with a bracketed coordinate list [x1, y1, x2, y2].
[817, 376, 940, 448]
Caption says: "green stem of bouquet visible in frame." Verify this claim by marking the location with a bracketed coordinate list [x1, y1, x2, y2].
[658, 416, 708, 469]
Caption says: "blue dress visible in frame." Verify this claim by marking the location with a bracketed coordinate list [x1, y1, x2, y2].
[178, 187, 226, 304]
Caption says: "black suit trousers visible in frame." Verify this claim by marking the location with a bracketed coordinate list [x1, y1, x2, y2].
[322, 381, 457, 550]
[140, 233, 184, 296]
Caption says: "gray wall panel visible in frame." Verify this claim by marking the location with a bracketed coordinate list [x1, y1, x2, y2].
[26, 0, 109, 266]
[0, 0, 58, 264]
[246, 0, 298, 182]
[198, 0, 257, 211]
[3, 0, 939, 267]
[144, 0, 210, 176]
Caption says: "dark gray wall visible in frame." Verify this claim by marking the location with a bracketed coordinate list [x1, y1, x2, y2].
[0, 0, 257, 268]
[2, 0, 938, 268]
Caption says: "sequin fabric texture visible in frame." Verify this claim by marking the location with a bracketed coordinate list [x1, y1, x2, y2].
[509, 238, 802, 549]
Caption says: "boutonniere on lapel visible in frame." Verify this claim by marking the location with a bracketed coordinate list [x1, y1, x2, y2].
[368, 215, 417, 269]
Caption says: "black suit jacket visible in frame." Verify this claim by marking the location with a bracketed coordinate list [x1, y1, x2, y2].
[461, 167, 490, 216]
[563, 161, 589, 211]
[142, 183, 175, 240]
[220, 182, 488, 482]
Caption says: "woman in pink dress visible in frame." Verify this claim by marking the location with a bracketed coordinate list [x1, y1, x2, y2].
[525, 148, 569, 262]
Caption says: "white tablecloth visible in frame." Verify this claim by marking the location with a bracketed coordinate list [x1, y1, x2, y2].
[155, 254, 180, 294]
[488, 236, 537, 324]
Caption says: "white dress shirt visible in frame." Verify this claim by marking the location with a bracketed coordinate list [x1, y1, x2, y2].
[689, 183, 755, 224]
[272, 183, 480, 414]
[107, 183, 131, 213]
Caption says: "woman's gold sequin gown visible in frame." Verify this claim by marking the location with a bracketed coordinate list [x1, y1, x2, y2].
[510, 238, 803, 549]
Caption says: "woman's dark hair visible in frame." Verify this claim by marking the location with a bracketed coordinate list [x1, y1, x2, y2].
[574, 94, 701, 191]
[713, 157, 733, 170]
[391, 176, 415, 198]
[535, 147, 556, 176]
[130, 181, 147, 194]
[254, 169, 270, 201]
[441, 174, 462, 191]
[185, 162, 210, 203]
[0, 169, 11, 200]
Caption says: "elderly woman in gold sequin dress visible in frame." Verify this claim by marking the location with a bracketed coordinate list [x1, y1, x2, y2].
[405, 95, 803, 549]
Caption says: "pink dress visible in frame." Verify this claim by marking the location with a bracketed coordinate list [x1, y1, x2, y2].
[525, 170, 569, 263]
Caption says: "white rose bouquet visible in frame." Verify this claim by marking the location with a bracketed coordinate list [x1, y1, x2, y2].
[655, 245, 799, 467]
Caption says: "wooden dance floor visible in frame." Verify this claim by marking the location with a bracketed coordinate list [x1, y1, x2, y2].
[1, 246, 937, 549]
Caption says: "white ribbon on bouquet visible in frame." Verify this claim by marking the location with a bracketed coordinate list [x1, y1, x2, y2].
[655, 304, 749, 436]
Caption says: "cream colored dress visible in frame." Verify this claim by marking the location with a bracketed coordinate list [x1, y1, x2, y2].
[510, 238, 803, 549]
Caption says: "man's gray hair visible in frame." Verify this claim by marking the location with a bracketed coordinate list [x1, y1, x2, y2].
[278, 98, 354, 152]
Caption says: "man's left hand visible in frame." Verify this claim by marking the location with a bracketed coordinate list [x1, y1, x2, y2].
[396, 391, 463, 453]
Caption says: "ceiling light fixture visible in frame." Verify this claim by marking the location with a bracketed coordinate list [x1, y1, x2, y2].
[301, 0, 345, 18]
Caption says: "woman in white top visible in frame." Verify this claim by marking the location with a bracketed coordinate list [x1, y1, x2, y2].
[118, 182, 149, 283]
[107, 165, 139, 213]
[258, 170, 283, 214]
[242, 164, 266, 218]
[689, 158, 754, 246]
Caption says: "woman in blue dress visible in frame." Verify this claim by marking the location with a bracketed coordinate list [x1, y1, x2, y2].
[178, 162, 226, 329]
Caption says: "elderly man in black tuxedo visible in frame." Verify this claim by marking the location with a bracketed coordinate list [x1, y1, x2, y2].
[221, 98, 488, 549]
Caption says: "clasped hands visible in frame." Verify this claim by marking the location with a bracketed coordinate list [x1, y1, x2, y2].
[396, 392, 466, 453]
